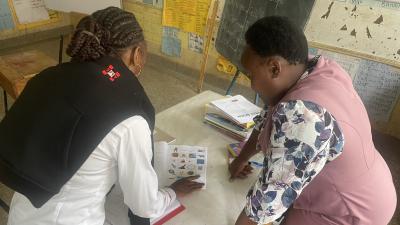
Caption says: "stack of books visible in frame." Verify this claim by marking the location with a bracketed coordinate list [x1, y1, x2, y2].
[204, 95, 261, 141]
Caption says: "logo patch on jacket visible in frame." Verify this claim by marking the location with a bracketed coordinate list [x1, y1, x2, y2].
[102, 65, 120, 82]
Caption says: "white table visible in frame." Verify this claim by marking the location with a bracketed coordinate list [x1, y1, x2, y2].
[105, 91, 259, 225]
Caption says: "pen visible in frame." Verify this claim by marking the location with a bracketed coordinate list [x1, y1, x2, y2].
[248, 161, 263, 168]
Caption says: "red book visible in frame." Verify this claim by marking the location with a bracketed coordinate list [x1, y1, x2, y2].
[151, 200, 185, 225]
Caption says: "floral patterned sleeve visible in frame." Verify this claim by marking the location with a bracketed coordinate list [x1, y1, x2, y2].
[245, 100, 344, 224]
[253, 106, 268, 131]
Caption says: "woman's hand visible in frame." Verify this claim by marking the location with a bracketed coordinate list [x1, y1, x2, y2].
[229, 130, 259, 180]
[170, 176, 204, 199]
[229, 157, 254, 180]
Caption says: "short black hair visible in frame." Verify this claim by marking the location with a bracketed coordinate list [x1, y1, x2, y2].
[67, 7, 144, 62]
[245, 16, 308, 65]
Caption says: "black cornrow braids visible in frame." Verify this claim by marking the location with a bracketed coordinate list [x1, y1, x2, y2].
[67, 7, 144, 62]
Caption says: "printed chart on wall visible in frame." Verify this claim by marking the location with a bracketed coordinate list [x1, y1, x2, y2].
[162, 0, 211, 35]
[312, 48, 400, 122]
[11, 0, 49, 24]
[142, 0, 163, 8]
[8, 0, 60, 29]
[161, 26, 181, 57]
[305, 0, 400, 67]
[188, 32, 204, 53]
[0, 0, 15, 31]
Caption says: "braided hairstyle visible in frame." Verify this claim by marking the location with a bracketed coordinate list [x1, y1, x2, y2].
[67, 7, 145, 62]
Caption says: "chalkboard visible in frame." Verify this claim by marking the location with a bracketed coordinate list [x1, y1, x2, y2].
[216, 0, 316, 72]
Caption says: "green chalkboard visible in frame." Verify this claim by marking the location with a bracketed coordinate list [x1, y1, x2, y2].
[216, 0, 315, 71]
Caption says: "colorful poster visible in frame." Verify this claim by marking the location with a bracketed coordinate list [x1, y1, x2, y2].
[161, 26, 181, 57]
[188, 32, 204, 53]
[0, 0, 15, 31]
[153, 0, 163, 8]
[216, 55, 237, 75]
[11, 0, 49, 24]
[162, 0, 211, 35]
[162, 25, 178, 38]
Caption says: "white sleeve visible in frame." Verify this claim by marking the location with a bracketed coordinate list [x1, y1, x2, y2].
[117, 116, 176, 218]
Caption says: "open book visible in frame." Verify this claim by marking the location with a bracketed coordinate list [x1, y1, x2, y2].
[150, 142, 207, 224]
[154, 142, 207, 188]
[105, 142, 206, 225]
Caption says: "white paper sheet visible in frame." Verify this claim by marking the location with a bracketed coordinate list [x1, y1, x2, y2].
[12, 0, 49, 24]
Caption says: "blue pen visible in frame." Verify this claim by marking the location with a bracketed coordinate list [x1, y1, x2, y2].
[249, 161, 263, 168]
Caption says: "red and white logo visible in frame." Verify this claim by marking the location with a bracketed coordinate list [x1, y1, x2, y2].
[102, 65, 121, 82]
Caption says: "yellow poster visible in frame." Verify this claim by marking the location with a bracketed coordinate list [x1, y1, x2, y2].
[216, 55, 237, 75]
[162, 0, 211, 36]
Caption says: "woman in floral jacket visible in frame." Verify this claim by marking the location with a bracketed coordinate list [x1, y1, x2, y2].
[230, 16, 396, 225]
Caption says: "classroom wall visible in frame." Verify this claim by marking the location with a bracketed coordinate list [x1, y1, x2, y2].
[305, 1, 400, 140]
[122, 0, 250, 87]
[374, 103, 400, 140]
[0, 11, 72, 63]
[122, 0, 400, 139]
[1, 1, 399, 139]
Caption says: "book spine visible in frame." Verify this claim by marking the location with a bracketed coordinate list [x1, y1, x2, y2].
[152, 205, 186, 225]
[227, 145, 239, 157]
[204, 121, 246, 141]
[204, 114, 248, 136]
[206, 104, 254, 129]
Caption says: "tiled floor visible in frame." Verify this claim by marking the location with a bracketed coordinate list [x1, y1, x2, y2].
[0, 51, 398, 224]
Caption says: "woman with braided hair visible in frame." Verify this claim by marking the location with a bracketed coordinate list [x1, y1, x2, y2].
[1, 7, 203, 225]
